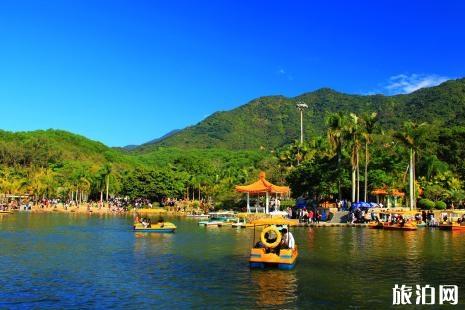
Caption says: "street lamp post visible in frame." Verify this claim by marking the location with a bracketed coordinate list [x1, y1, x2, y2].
[296, 102, 308, 144]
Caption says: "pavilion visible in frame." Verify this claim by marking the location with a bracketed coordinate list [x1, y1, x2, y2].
[235, 172, 290, 213]
[371, 187, 405, 208]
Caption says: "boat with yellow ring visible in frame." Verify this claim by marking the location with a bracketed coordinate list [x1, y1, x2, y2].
[133, 221, 176, 233]
[249, 218, 298, 270]
[0, 210, 13, 214]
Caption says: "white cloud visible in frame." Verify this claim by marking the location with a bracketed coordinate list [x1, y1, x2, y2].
[276, 67, 294, 81]
[385, 73, 450, 94]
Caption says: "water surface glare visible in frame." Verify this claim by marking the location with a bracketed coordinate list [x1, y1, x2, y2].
[1, 213, 464, 309]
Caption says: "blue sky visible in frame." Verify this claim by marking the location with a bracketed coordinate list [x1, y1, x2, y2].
[0, 0, 464, 146]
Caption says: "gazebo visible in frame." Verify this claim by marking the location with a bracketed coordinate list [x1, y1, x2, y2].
[235, 172, 290, 213]
[371, 187, 405, 208]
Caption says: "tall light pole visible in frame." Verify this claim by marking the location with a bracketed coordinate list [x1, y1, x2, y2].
[296, 102, 308, 145]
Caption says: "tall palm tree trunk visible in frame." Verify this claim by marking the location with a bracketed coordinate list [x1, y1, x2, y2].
[106, 175, 109, 201]
[409, 148, 415, 210]
[356, 147, 360, 202]
[337, 152, 342, 201]
[364, 141, 368, 202]
[352, 166, 356, 202]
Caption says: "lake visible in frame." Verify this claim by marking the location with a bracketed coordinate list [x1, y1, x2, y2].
[1, 213, 464, 309]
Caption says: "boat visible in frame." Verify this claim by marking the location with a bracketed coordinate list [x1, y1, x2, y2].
[382, 222, 417, 231]
[0, 208, 13, 214]
[198, 211, 237, 227]
[439, 223, 465, 231]
[368, 221, 384, 229]
[133, 222, 176, 233]
[198, 220, 225, 227]
[438, 211, 465, 231]
[249, 218, 298, 270]
[186, 214, 209, 219]
[231, 221, 255, 228]
[231, 214, 255, 228]
[368, 211, 418, 231]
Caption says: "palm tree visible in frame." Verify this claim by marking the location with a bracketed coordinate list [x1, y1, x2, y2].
[361, 112, 378, 202]
[345, 113, 362, 202]
[326, 112, 346, 201]
[277, 140, 313, 169]
[101, 163, 112, 201]
[394, 121, 428, 210]
[27, 167, 56, 202]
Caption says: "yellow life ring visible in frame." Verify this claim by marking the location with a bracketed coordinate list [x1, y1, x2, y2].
[261, 225, 282, 249]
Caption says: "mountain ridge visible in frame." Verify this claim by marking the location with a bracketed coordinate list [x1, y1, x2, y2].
[134, 77, 465, 151]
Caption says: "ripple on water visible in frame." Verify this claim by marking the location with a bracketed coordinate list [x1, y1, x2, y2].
[1, 215, 465, 308]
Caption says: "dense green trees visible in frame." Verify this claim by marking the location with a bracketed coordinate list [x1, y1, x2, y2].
[283, 113, 465, 209]
[0, 130, 271, 207]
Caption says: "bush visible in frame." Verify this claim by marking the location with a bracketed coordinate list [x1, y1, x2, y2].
[280, 199, 295, 208]
[435, 201, 447, 210]
[418, 198, 435, 210]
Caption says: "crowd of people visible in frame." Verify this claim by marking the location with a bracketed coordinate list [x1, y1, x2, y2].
[287, 207, 323, 223]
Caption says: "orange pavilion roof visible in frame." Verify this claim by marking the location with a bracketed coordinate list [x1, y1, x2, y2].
[390, 189, 405, 197]
[372, 187, 405, 197]
[372, 188, 388, 195]
[235, 172, 290, 194]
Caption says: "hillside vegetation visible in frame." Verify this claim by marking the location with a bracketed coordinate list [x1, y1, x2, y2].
[1, 78, 465, 209]
[146, 78, 465, 150]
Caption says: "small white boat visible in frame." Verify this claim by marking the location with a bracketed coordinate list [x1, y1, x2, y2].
[187, 214, 210, 219]
[198, 220, 224, 227]
[198, 211, 237, 227]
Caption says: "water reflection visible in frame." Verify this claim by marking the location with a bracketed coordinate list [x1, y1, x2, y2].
[251, 270, 298, 308]
[3, 215, 465, 308]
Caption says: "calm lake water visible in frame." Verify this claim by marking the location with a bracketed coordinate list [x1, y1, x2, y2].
[1, 213, 465, 309]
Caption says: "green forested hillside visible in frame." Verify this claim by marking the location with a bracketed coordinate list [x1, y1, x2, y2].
[0, 129, 270, 206]
[147, 78, 465, 150]
[0, 129, 133, 166]
[2, 78, 465, 209]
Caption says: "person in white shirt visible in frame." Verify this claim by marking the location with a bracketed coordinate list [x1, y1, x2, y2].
[280, 228, 295, 249]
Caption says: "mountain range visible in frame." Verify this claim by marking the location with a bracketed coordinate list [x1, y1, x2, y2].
[132, 77, 465, 152]
[1, 77, 465, 163]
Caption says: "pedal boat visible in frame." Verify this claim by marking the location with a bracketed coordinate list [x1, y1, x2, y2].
[231, 214, 255, 228]
[186, 214, 210, 219]
[439, 222, 465, 231]
[198, 211, 237, 227]
[438, 211, 465, 231]
[232, 222, 255, 228]
[382, 221, 417, 231]
[368, 221, 384, 229]
[249, 218, 298, 270]
[198, 220, 225, 227]
[133, 222, 176, 233]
